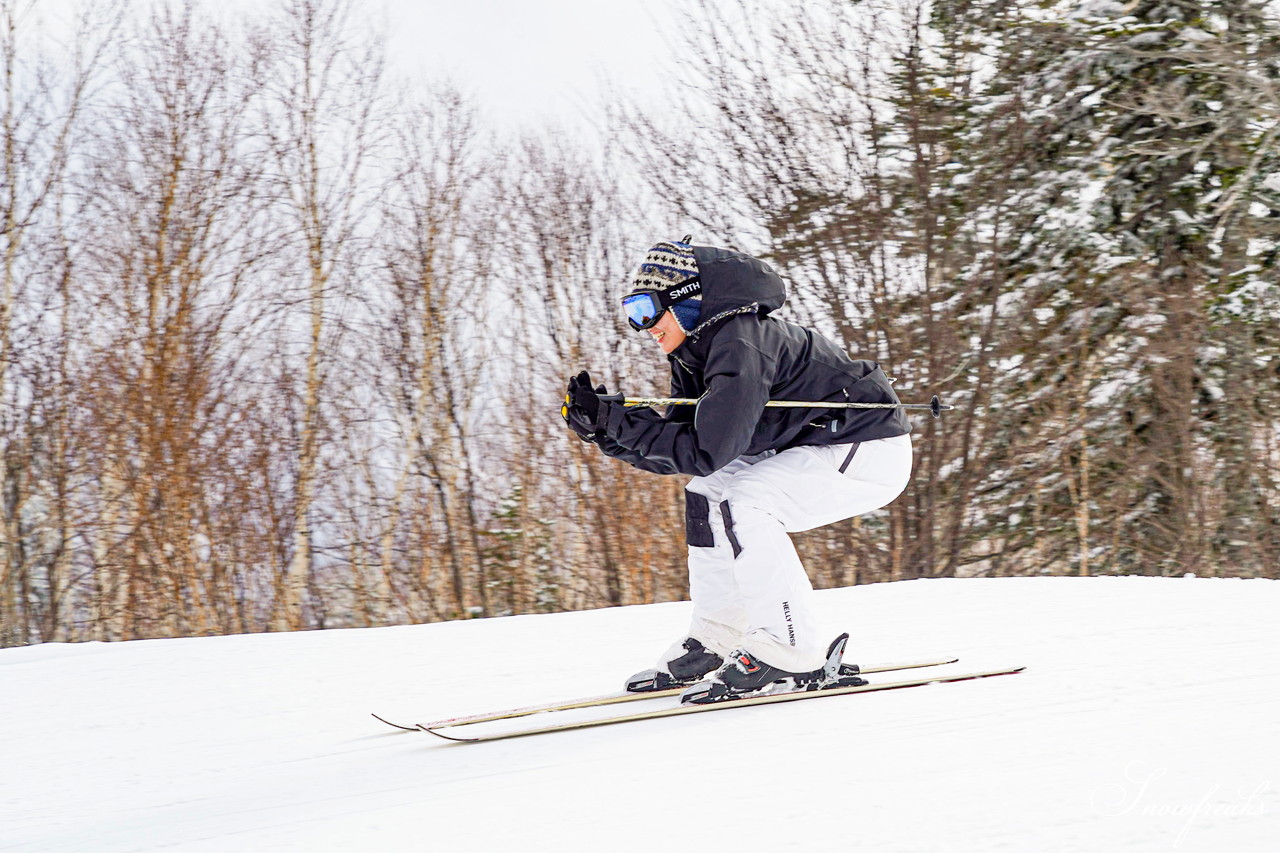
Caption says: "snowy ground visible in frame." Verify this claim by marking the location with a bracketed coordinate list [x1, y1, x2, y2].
[3, 576, 1278, 852]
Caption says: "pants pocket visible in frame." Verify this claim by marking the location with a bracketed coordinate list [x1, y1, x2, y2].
[685, 490, 715, 548]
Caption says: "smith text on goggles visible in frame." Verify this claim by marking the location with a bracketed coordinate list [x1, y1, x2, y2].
[621, 277, 702, 331]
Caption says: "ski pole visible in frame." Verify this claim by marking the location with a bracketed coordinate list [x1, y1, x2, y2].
[622, 394, 953, 419]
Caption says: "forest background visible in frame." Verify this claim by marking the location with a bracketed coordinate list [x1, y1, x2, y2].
[2, 0, 1277, 645]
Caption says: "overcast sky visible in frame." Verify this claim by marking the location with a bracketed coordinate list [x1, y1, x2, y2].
[29, 0, 681, 132]
[383, 0, 680, 130]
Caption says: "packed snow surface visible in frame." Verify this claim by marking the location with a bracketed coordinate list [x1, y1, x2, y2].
[4, 577, 1278, 852]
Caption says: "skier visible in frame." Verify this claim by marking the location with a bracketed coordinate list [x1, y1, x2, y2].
[561, 238, 913, 703]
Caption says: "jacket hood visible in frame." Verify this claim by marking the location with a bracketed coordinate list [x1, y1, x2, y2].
[686, 246, 786, 339]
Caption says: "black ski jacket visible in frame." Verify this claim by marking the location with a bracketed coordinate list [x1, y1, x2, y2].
[597, 246, 911, 477]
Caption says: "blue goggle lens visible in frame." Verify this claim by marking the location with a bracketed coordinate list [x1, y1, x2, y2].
[622, 292, 663, 330]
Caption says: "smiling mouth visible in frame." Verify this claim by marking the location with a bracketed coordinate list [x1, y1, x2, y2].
[651, 330, 665, 342]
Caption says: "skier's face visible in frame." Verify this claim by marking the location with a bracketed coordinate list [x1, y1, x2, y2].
[649, 310, 686, 354]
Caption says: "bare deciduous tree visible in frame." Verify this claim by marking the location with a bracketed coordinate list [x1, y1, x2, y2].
[261, 0, 386, 631]
[73, 1, 275, 639]
[0, 0, 118, 643]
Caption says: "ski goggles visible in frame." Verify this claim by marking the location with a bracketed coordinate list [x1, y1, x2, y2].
[621, 278, 702, 331]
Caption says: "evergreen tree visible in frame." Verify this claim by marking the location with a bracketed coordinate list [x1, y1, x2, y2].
[960, 0, 1280, 574]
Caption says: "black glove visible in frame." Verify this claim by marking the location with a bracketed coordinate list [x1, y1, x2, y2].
[562, 395, 600, 443]
[562, 371, 615, 441]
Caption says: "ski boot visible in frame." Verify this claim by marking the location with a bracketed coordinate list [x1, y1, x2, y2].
[680, 633, 866, 705]
[625, 637, 725, 693]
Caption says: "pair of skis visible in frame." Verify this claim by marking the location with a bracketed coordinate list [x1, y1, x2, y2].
[373, 656, 1025, 743]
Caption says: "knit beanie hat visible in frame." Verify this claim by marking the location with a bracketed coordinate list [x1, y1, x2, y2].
[631, 236, 703, 333]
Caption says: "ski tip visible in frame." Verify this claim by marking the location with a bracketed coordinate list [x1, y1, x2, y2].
[420, 726, 478, 743]
[372, 713, 421, 732]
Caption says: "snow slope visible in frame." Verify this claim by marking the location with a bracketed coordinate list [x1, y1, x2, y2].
[3, 577, 1278, 852]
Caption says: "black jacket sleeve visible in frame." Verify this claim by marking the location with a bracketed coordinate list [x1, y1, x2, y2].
[594, 429, 684, 474]
[599, 317, 777, 476]
[594, 358, 698, 473]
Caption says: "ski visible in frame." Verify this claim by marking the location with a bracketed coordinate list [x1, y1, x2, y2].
[422, 666, 1024, 743]
[372, 656, 959, 732]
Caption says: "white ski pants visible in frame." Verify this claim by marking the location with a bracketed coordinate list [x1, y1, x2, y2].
[672, 434, 912, 673]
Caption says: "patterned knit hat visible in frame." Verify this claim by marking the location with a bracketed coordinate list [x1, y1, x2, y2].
[632, 236, 699, 291]
[630, 235, 702, 332]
